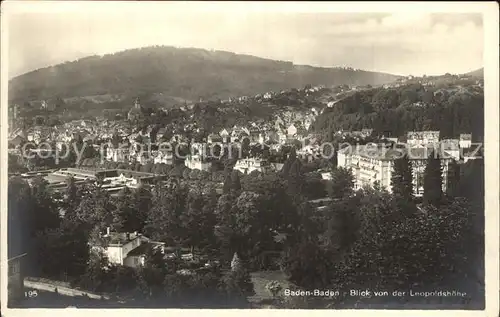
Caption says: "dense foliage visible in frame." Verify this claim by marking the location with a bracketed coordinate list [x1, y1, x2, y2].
[313, 83, 484, 140]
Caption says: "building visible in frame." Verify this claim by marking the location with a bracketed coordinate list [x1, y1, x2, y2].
[190, 142, 206, 156]
[338, 144, 452, 196]
[91, 229, 165, 268]
[128, 98, 145, 121]
[44, 168, 161, 191]
[407, 131, 440, 147]
[219, 129, 230, 143]
[185, 154, 212, 171]
[233, 158, 271, 174]
[287, 124, 298, 137]
[7, 253, 27, 305]
[459, 133, 472, 149]
[106, 147, 131, 163]
[440, 139, 460, 161]
[207, 133, 223, 144]
[153, 149, 174, 165]
[230, 128, 249, 143]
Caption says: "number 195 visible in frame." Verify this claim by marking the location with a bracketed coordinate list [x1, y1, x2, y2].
[25, 290, 38, 298]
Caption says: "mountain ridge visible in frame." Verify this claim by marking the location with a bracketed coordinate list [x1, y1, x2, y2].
[9, 45, 401, 104]
[465, 67, 483, 78]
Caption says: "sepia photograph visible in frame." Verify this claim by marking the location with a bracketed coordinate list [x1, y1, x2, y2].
[1, 1, 498, 315]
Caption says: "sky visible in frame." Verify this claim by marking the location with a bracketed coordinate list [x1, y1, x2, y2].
[6, 4, 484, 79]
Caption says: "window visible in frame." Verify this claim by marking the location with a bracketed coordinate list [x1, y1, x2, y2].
[9, 262, 19, 275]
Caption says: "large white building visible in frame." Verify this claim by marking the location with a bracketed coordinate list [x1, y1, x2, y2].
[233, 158, 271, 174]
[106, 147, 131, 163]
[91, 230, 165, 268]
[459, 134, 472, 149]
[407, 131, 440, 147]
[337, 144, 452, 196]
[185, 154, 212, 171]
[153, 149, 174, 165]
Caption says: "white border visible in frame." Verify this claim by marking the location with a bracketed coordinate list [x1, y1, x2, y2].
[1, 1, 498, 317]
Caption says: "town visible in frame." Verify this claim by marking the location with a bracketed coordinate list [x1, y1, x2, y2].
[6, 68, 485, 309]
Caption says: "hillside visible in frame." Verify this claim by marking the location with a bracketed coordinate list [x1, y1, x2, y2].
[465, 68, 483, 78]
[9, 46, 400, 106]
[313, 82, 484, 141]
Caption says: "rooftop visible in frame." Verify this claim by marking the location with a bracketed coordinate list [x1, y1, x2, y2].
[339, 144, 452, 161]
[104, 232, 141, 245]
[127, 241, 164, 257]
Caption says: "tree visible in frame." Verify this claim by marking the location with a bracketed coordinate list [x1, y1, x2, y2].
[78, 247, 109, 292]
[221, 253, 255, 306]
[230, 170, 242, 193]
[423, 151, 443, 206]
[111, 187, 141, 232]
[29, 176, 61, 232]
[179, 188, 216, 254]
[281, 240, 333, 290]
[36, 221, 89, 282]
[222, 172, 232, 194]
[391, 154, 414, 200]
[8, 177, 34, 265]
[446, 160, 461, 197]
[74, 183, 114, 233]
[135, 248, 168, 301]
[223, 170, 241, 194]
[286, 159, 305, 199]
[145, 183, 187, 245]
[327, 167, 354, 199]
[61, 176, 81, 221]
[214, 193, 238, 258]
[281, 148, 297, 176]
[241, 138, 251, 158]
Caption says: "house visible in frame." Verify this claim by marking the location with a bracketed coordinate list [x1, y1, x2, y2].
[156, 127, 168, 142]
[153, 149, 174, 165]
[207, 133, 223, 144]
[233, 158, 271, 174]
[361, 128, 374, 138]
[92, 229, 165, 268]
[278, 130, 287, 144]
[219, 128, 230, 142]
[185, 154, 212, 171]
[190, 142, 206, 156]
[128, 98, 145, 121]
[321, 172, 332, 180]
[440, 139, 461, 160]
[406, 131, 440, 147]
[270, 162, 285, 172]
[275, 117, 285, 131]
[230, 129, 249, 143]
[248, 128, 263, 144]
[459, 134, 472, 149]
[297, 145, 321, 160]
[287, 124, 298, 137]
[338, 144, 452, 196]
[136, 150, 154, 165]
[106, 147, 131, 163]
[8, 134, 26, 149]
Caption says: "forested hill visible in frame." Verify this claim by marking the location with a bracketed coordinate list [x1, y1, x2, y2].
[313, 81, 484, 141]
[9, 46, 400, 104]
[466, 68, 483, 78]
